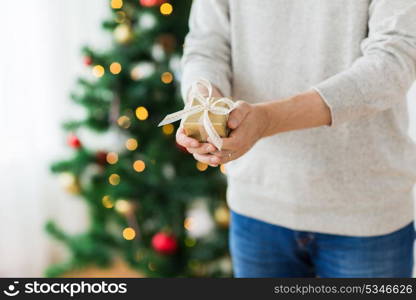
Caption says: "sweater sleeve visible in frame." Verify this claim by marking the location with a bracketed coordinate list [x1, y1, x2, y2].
[313, 0, 416, 127]
[180, 0, 231, 101]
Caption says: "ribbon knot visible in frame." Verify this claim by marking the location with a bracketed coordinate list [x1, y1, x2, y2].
[158, 79, 235, 150]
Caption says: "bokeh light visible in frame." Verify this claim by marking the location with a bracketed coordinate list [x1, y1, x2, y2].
[92, 65, 105, 78]
[160, 3, 173, 15]
[106, 152, 119, 165]
[123, 227, 136, 240]
[125, 138, 138, 151]
[111, 0, 123, 9]
[115, 11, 127, 23]
[161, 72, 173, 84]
[184, 217, 193, 231]
[133, 160, 146, 172]
[162, 124, 174, 135]
[196, 162, 208, 171]
[102, 195, 114, 209]
[109, 173, 121, 185]
[117, 115, 131, 128]
[220, 164, 226, 174]
[110, 62, 122, 74]
[115, 199, 133, 215]
[135, 106, 149, 120]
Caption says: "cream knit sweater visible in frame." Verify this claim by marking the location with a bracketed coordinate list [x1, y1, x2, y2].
[181, 0, 416, 236]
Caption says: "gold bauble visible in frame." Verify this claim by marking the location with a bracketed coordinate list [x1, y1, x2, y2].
[58, 172, 80, 195]
[115, 199, 135, 215]
[114, 24, 133, 44]
[214, 205, 230, 227]
[65, 183, 80, 195]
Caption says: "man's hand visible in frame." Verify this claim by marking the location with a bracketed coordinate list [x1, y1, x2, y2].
[177, 101, 269, 167]
[176, 127, 220, 166]
[176, 83, 228, 167]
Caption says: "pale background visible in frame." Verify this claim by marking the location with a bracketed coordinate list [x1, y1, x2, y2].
[0, 0, 415, 277]
[0, 0, 110, 277]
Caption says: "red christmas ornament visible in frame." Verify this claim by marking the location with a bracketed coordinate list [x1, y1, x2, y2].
[96, 151, 108, 165]
[83, 56, 93, 66]
[151, 232, 178, 255]
[140, 0, 166, 7]
[67, 133, 82, 149]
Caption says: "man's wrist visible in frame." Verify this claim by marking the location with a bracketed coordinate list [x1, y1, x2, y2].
[255, 90, 331, 138]
[255, 102, 282, 138]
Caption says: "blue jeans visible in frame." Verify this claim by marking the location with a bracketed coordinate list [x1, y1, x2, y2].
[230, 211, 415, 278]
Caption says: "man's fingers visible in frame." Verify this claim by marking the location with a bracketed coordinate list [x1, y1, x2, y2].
[211, 150, 234, 158]
[187, 143, 216, 155]
[207, 133, 239, 152]
[176, 127, 199, 148]
[193, 153, 221, 165]
[228, 101, 251, 129]
[218, 132, 241, 151]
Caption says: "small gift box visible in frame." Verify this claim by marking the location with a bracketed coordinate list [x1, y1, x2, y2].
[182, 97, 230, 142]
[158, 79, 235, 150]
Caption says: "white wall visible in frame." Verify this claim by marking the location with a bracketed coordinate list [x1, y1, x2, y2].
[0, 0, 109, 277]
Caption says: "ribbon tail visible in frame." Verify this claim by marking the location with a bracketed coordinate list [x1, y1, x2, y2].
[158, 112, 185, 127]
[158, 106, 203, 127]
[203, 110, 223, 151]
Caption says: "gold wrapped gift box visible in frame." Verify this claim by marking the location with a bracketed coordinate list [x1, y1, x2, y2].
[183, 98, 231, 142]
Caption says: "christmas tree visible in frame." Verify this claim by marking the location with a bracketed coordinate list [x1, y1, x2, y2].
[47, 0, 231, 278]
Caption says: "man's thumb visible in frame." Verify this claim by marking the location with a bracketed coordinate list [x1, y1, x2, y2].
[228, 101, 250, 129]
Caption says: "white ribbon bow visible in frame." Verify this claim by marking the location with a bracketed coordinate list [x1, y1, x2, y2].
[158, 79, 235, 150]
